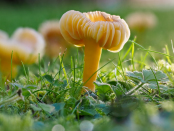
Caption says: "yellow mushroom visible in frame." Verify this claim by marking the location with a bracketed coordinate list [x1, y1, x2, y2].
[0, 56, 17, 79]
[0, 30, 16, 79]
[39, 20, 70, 58]
[0, 28, 45, 79]
[11, 28, 45, 64]
[59, 10, 130, 92]
[0, 30, 8, 40]
[125, 12, 157, 32]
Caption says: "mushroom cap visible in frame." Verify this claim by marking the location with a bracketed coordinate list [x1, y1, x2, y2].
[0, 30, 9, 40]
[125, 12, 157, 31]
[39, 20, 69, 57]
[39, 20, 61, 37]
[0, 28, 45, 65]
[59, 10, 130, 52]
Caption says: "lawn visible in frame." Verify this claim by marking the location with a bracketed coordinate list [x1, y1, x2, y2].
[0, 1, 174, 131]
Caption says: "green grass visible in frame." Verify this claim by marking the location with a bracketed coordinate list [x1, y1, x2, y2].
[0, 39, 174, 131]
[1, 2, 174, 131]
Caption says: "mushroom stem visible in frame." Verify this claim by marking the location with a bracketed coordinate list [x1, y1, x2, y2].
[0, 60, 17, 79]
[83, 39, 102, 92]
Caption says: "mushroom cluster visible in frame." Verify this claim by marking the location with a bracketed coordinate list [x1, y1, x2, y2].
[0, 28, 45, 79]
[39, 20, 70, 58]
[59, 10, 130, 92]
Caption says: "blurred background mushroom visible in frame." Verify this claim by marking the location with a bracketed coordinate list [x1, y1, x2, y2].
[0, 30, 9, 40]
[0, 28, 45, 80]
[0, 30, 17, 79]
[11, 28, 45, 63]
[125, 12, 157, 43]
[126, 12, 157, 32]
[39, 20, 70, 58]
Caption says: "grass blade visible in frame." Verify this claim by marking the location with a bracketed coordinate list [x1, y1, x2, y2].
[165, 45, 172, 64]
[59, 54, 70, 88]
